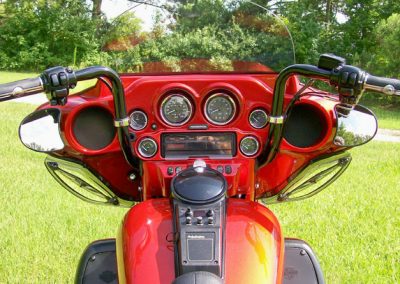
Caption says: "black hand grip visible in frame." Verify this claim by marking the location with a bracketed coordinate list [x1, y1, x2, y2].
[365, 75, 400, 94]
[0, 77, 43, 102]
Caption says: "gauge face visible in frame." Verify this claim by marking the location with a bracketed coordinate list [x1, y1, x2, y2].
[249, 109, 269, 129]
[129, 110, 148, 130]
[205, 93, 236, 125]
[240, 136, 259, 156]
[138, 138, 157, 158]
[161, 94, 192, 126]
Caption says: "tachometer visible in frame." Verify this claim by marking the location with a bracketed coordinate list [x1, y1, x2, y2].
[161, 94, 192, 126]
[204, 93, 236, 125]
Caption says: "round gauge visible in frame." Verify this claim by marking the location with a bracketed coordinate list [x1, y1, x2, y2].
[249, 109, 269, 129]
[138, 138, 158, 158]
[204, 93, 236, 125]
[240, 136, 260, 157]
[161, 94, 192, 126]
[129, 110, 148, 130]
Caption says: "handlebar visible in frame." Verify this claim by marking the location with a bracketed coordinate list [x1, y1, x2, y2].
[0, 77, 44, 102]
[258, 54, 400, 168]
[364, 74, 400, 95]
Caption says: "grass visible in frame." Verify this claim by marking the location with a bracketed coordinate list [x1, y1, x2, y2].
[0, 82, 399, 283]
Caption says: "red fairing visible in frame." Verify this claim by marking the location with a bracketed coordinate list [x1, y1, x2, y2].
[120, 199, 283, 283]
[40, 73, 339, 202]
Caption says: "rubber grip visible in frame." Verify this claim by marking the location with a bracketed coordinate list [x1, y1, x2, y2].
[366, 75, 400, 91]
[0, 77, 43, 101]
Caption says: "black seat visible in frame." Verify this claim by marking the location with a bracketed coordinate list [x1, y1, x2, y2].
[172, 271, 223, 284]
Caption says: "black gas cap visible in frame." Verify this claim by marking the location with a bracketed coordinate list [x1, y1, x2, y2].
[171, 167, 227, 204]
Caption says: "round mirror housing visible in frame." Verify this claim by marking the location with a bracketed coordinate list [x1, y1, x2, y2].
[19, 108, 64, 152]
[334, 104, 378, 147]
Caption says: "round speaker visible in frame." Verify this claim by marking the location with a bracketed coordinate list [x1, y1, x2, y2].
[283, 104, 327, 148]
[73, 107, 116, 150]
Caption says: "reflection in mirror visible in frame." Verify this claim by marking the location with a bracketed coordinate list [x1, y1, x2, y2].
[334, 104, 378, 147]
[19, 108, 64, 152]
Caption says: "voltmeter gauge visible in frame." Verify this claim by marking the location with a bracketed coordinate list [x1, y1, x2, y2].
[240, 136, 259, 157]
[138, 138, 158, 158]
[129, 110, 148, 130]
[249, 109, 268, 129]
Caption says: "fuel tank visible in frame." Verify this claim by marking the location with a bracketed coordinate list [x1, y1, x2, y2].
[117, 198, 284, 284]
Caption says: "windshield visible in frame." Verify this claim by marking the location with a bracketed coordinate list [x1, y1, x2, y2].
[100, 0, 295, 74]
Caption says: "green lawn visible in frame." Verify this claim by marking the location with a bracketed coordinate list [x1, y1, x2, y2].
[0, 102, 398, 283]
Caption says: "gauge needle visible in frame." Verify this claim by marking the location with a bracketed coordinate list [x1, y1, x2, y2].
[211, 109, 220, 113]
[167, 110, 176, 114]
[253, 117, 260, 122]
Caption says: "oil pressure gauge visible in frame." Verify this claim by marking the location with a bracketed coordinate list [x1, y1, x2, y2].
[138, 138, 158, 158]
[240, 136, 259, 157]
[129, 110, 148, 130]
[249, 109, 269, 129]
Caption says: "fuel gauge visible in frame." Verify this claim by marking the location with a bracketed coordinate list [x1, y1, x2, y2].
[240, 136, 259, 157]
[138, 138, 158, 158]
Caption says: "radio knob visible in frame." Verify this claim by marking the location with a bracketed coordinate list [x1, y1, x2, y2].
[186, 216, 192, 225]
[185, 208, 193, 217]
[196, 216, 203, 225]
[208, 217, 214, 225]
[206, 210, 215, 217]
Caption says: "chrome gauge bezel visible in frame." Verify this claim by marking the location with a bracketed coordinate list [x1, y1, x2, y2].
[129, 110, 148, 131]
[249, 109, 269, 129]
[137, 137, 158, 158]
[240, 136, 260, 157]
[204, 92, 237, 126]
[160, 93, 193, 126]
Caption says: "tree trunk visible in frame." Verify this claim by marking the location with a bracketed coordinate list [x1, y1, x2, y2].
[92, 0, 102, 20]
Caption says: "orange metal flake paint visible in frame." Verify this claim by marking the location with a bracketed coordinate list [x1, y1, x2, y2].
[225, 199, 284, 284]
[120, 198, 283, 284]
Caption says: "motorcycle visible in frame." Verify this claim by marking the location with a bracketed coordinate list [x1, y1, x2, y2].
[1, 2, 399, 283]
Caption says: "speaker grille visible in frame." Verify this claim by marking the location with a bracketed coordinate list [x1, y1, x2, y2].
[73, 107, 116, 150]
[283, 104, 327, 148]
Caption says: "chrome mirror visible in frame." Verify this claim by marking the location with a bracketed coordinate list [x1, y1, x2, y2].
[19, 108, 64, 152]
[334, 104, 378, 147]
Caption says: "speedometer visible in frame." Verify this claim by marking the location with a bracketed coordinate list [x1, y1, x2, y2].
[204, 93, 236, 125]
[160, 94, 192, 126]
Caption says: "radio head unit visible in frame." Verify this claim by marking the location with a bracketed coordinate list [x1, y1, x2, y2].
[161, 132, 236, 159]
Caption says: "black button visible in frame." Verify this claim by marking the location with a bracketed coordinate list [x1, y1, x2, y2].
[217, 166, 223, 173]
[50, 74, 60, 87]
[225, 165, 232, 174]
[167, 167, 174, 175]
[206, 210, 214, 217]
[59, 72, 67, 85]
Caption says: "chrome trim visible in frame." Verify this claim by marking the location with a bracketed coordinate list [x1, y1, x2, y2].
[204, 92, 237, 125]
[249, 109, 269, 129]
[240, 136, 260, 157]
[0, 84, 44, 99]
[269, 115, 285, 124]
[364, 82, 400, 96]
[137, 137, 158, 158]
[263, 151, 351, 204]
[160, 93, 193, 126]
[114, 117, 130, 127]
[129, 110, 148, 130]
[45, 156, 134, 207]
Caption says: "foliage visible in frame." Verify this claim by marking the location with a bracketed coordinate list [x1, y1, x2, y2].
[0, 0, 100, 71]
